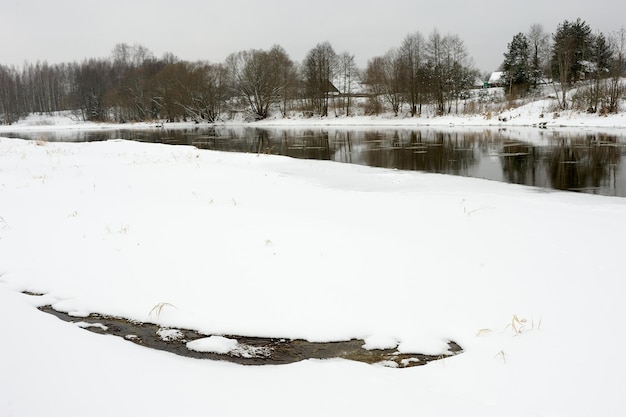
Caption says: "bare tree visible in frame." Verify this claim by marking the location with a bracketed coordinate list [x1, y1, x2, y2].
[152, 61, 228, 122]
[0, 65, 23, 124]
[335, 52, 360, 116]
[226, 46, 294, 120]
[364, 50, 404, 116]
[363, 57, 385, 115]
[426, 29, 447, 115]
[302, 41, 337, 116]
[107, 44, 161, 121]
[527, 24, 550, 88]
[399, 31, 426, 116]
[199, 63, 230, 122]
[426, 30, 476, 115]
[73, 59, 115, 121]
[607, 28, 626, 113]
[111, 43, 155, 68]
[267, 45, 297, 117]
[151, 62, 191, 121]
[445, 34, 478, 113]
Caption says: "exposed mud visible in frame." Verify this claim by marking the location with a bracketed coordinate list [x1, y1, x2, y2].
[38, 304, 462, 368]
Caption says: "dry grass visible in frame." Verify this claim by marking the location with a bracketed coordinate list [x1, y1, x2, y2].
[504, 314, 542, 335]
[477, 314, 542, 338]
[0, 216, 11, 230]
[504, 314, 527, 335]
[476, 328, 492, 337]
[149, 302, 177, 320]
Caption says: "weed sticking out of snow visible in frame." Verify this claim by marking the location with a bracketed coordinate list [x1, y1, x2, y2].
[476, 328, 492, 337]
[495, 350, 507, 363]
[148, 302, 176, 321]
[478, 315, 542, 338]
[0, 216, 11, 230]
[504, 314, 542, 336]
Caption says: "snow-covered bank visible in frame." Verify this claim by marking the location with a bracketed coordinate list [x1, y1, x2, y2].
[1, 137, 626, 416]
[2, 104, 626, 134]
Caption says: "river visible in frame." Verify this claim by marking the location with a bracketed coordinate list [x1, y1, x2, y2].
[4, 125, 626, 197]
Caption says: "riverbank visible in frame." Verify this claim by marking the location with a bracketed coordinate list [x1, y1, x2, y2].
[2, 102, 626, 134]
[1, 136, 626, 416]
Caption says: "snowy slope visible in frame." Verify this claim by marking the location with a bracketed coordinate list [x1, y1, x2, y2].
[1, 136, 625, 416]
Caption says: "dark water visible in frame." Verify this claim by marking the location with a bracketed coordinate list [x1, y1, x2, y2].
[38, 302, 462, 368]
[5, 126, 626, 197]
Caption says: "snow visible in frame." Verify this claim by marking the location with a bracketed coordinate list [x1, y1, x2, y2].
[2, 102, 626, 133]
[186, 336, 272, 358]
[74, 321, 108, 331]
[1, 109, 626, 416]
[362, 334, 398, 350]
[156, 327, 184, 341]
[187, 336, 238, 354]
[488, 71, 504, 85]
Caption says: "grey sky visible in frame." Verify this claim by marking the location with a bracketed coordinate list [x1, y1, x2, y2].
[2, 0, 624, 73]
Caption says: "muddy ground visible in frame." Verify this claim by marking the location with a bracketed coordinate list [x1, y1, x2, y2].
[38, 302, 462, 368]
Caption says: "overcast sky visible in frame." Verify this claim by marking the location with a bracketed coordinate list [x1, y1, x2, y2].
[2, 0, 624, 73]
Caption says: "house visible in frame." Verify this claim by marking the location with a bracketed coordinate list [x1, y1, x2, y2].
[487, 71, 504, 87]
[324, 80, 340, 96]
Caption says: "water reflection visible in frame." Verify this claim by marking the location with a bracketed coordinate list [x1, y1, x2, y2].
[547, 134, 621, 193]
[355, 130, 478, 174]
[4, 126, 626, 197]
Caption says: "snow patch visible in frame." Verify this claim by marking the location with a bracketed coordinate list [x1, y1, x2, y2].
[186, 336, 272, 358]
[73, 321, 107, 331]
[362, 334, 398, 350]
[156, 328, 184, 342]
[186, 336, 238, 354]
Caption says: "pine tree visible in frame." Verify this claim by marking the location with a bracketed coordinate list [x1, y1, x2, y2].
[551, 18, 592, 85]
[551, 18, 592, 109]
[587, 32, 612, 112]
[502, 33, 531, 96]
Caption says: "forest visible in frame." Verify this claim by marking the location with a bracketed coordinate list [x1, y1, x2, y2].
[1, 19, 624, 125]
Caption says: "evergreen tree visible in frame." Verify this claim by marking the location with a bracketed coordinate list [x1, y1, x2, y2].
[587, 32, 612, 112]
[551, 18, 592, 108]
[502, 33, 531, 95]
[551, 18, 592, 85]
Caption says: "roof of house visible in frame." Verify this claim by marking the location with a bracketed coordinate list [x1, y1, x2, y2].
[488, 71, 504, 84]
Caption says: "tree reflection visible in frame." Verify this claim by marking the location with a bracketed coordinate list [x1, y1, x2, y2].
[6, 126, 624, 196]
[548, 134, 621, 193]
[499, 141, 539, 186]
[359, 130, 477, 173]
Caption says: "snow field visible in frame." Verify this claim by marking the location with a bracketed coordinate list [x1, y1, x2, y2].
[1, 136, 626, 416]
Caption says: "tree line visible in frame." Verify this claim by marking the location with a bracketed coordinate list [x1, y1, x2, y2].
[0, 31, 478, 124]
[501, 19, 626, 112]
[1, 19, 625, 125]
